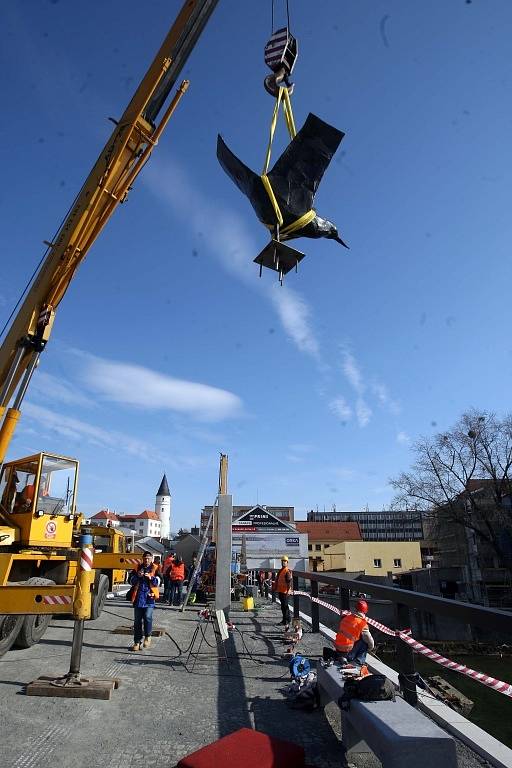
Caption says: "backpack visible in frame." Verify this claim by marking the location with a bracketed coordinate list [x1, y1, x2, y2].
[338, 674, 395, 711]
[286, 671, 320, 712]
[289, 683, 320, 711]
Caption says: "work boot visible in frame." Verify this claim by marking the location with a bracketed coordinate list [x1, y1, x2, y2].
[143, 636, 152, 648]
[132, 642, 141, 651]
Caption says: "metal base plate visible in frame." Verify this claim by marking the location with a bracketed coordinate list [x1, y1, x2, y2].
[254, 239, 305, 276]
[26, 675, 120, 700]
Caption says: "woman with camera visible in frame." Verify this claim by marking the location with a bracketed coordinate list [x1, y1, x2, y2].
[129, 551, 161, 651]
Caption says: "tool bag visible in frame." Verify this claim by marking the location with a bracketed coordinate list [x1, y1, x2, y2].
[286, 671, 320, 711]
[338, 674, 396, 711]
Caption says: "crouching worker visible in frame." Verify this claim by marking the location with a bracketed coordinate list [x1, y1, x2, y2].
[323, 599, 374, 666]
[130, 551, 161, 651]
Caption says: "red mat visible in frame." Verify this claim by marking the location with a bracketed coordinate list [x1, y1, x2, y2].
[177, 727, 306, 768]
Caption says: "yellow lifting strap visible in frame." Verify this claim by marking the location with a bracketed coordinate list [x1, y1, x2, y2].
[261, 87, 314, 235]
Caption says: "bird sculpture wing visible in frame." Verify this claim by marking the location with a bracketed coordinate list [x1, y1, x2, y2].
[216, 135, 275, 225]
[268, 113, 345, 216]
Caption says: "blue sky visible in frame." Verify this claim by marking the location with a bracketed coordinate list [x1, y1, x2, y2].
[1, 1, 511, 530]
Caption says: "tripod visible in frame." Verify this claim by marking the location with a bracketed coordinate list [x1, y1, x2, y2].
[184, 610, 230, 673]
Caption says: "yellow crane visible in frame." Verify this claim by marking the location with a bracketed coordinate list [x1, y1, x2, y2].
[0, 0, 220, 656]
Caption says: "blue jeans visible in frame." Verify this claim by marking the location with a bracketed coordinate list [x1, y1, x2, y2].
[133, 604, 154, 643]
[169, 580, 183, 606]
[323, 638, 369, 665]
[347, 638, 369, 665]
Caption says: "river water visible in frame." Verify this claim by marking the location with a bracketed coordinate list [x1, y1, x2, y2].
[381, 652, 512, 748]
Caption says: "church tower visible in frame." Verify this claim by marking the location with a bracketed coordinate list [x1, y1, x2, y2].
[155, 474, 171, 540]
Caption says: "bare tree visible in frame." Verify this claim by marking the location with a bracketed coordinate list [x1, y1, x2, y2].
[390, 410, 512, 572]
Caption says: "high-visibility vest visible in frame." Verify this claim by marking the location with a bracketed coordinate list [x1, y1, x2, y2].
[131, 564, 160, 603]
[335, 613, 367, 652]
[163, 556, 174, 575]
[276, 566, 291, 594]
[170, 562, 185, 580]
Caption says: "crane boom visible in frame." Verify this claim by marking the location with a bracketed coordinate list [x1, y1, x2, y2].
[0, 0, 219, 463]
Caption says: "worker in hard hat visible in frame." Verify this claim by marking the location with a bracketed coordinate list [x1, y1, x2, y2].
[323, 599, 374, 667]
[274, 555, 292, 627]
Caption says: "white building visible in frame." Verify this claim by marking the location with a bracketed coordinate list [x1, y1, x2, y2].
[89, 509, 121, 528]
[121, 510, 162, 538]
[155, 474, 171, 540]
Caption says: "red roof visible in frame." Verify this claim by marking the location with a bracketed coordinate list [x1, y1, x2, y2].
[465, 479, 494, 493]
[139, 510, 160, 520]
[94, 511, 161, 522]
[295, 521, 362, 541]
[91, 510, 120, 521]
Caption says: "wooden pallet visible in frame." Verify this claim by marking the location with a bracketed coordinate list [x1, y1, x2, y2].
[112, 625, 165, 636]
[26, 675, 120, 700]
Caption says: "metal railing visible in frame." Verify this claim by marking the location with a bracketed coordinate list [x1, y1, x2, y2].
[288, 569, 512, 707]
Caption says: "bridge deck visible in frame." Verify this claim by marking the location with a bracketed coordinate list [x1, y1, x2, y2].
[0, 597, 492, 768]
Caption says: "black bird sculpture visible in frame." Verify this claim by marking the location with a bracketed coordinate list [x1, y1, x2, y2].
[217, 112, 348, 279]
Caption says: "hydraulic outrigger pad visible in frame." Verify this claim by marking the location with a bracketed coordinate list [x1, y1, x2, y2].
[254, 238, 305, 281]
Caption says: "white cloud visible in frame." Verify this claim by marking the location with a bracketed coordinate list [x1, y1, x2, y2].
[269, 285, 320, 359]
[144, 157, 322, 362]
[342, 349, 364, 394]
[339, 348, 399, 427]
[79, 353, 242, 422]
[372, 382, 401, 416]
[333, 466, 356, 479]
[397, 431, 411, 445]
[286, 442, 315, 463]
[329, 397, 352, 422]
[286, 454, 306, 464]
[340, 348, 371, 427]
[356, 398, 372, 427]
[30, 370, 95, 408]
[23, 402, 160, 462]
[288, 443, 314, 454]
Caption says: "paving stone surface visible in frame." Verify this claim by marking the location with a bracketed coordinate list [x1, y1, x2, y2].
[0, 597, 492, 768]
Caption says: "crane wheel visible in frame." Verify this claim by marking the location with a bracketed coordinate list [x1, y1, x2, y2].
[90, 574, 109, 620]
[14, 577, 55, 648]
[0, 614, 24, 657]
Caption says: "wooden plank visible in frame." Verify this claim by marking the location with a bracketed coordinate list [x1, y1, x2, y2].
[26, 676, 120, 700]
[112, 625, 164, 636]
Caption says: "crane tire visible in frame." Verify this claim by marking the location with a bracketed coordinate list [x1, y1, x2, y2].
[14, 577, 55, 648]
[0, 615, 24, 657]
[90, 574, 109, 620]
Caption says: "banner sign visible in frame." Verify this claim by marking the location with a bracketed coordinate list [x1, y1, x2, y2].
[232, 506, 295, 533]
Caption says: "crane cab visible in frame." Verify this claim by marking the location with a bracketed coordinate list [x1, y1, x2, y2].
[0, 452, 78, 548]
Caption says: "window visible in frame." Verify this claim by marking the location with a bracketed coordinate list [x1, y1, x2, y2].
[394, 558, 402, 568]
[308, 544, 312, 551]
[315, 544, 321, 551]
[373, 558, 382, 568]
